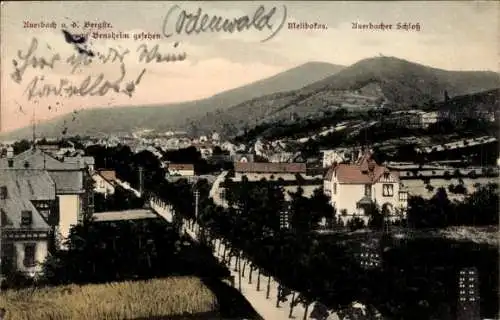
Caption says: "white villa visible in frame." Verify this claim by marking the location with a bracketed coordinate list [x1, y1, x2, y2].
[324, 151, 408, 225]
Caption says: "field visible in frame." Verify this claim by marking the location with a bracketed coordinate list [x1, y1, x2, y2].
[0, 277, 218, 320]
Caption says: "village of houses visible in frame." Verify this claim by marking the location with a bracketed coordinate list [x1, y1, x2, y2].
[0, 105, 498, 279]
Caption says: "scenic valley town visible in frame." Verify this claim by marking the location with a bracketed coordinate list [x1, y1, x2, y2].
[0, 1, 499, 320]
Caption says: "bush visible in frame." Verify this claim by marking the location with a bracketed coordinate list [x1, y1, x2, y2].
[347, 217, 365, 231]
[468, 170, 478, 179]
[453, 184, 467, 194]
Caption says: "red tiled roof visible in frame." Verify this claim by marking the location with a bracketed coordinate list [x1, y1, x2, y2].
[234, 162, 306, 174]
[98, 170, 117, 182]
[169, 164, 194, 170]
[325, 152, 399, 184]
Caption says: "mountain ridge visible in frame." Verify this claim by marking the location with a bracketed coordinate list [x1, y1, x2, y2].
[3, 56, 499, 140]
[1, 61, 344, 140]
[190, 56, 500, 136]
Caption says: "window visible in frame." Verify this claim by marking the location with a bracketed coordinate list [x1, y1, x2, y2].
[364, 184, 371, 196]
[398, 191, 407, 201]
[333, 183, 337, 195]
[383, 172, 390, 180]
[23, 243, 36, 267]
[0, 186, 7, 199]
[219, 189, 226, 200]
[21, 210, 33, 227]
[383, 184, 394, 197]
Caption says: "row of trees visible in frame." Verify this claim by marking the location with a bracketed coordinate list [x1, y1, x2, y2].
[151, 173, 499, 319]
[407, 183, 499, 228]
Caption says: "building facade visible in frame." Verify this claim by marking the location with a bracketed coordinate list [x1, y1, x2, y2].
[0, 148, 93, 247]
[92, 170, 117, 197]
[166, 163, 195, 176]
[1, 169, 56, 277]
[324, 151, 408, 224]
[234, 162, 307, 181]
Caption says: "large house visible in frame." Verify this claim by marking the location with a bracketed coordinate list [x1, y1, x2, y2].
[234, 162, 307, 181]
[213, 162, 322, 206]
[324, 151, 408, 224]
[0, 148, 94, 245]
[166, 163, 195, 176]
[92, 170, 117, 197]
[1, 169, 57, 277]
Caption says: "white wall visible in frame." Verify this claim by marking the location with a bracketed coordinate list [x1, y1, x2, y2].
[234, 173, 298, 181]
[332, 183, 365, 215]
[14, 240, 48, 276]
[169, 168, 195, 176]
[327, 178, 407, 219]
[58, 194, 80, 241]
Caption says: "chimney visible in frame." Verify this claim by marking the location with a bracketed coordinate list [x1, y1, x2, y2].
[6, 146, 14, 160]
[7, 147, 14, 167]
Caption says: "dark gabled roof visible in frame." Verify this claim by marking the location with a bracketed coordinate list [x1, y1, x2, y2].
[0, 169, 53, 230]
[0, 169, 56, 200]
[0, 149, 86, 194]
[64, 156, 95, 166]
[0, 148, 81, 170]
[1, 198, 50, 229]
[48, 171, 84, 194]
[234, 162, 307, 174]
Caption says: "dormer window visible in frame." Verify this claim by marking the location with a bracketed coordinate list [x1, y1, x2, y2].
[21, 210, 33, 227]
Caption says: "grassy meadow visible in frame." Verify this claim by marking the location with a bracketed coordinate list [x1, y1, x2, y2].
[0, 277, 218, 320]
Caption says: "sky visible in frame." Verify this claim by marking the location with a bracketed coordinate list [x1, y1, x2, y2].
[1, 1, 498, 132]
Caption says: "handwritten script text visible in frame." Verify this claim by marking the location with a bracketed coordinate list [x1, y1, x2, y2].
[162, 5, 287, 42]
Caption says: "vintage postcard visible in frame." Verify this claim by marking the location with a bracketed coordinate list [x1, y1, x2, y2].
[0, 1, 499, 320]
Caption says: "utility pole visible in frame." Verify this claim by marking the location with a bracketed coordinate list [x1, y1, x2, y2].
[31, 106, 36, 148]
[0, 186, 4, 293]
[138, 167, 144, 197]
[194, 189, 200, 235]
